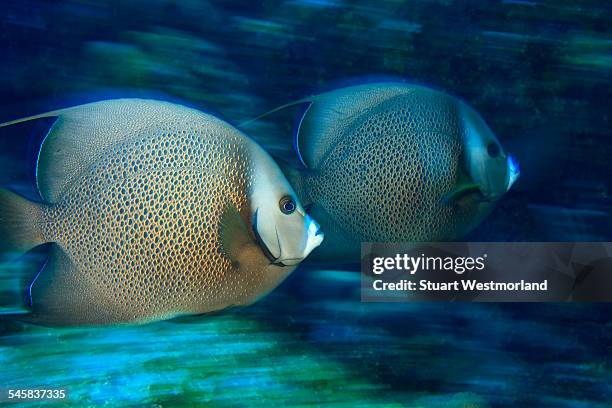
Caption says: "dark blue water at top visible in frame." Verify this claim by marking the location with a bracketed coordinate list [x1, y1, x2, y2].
[0, 1, 610, 406]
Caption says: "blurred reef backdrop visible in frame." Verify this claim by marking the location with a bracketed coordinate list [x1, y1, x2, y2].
[0, 1, 611, 407]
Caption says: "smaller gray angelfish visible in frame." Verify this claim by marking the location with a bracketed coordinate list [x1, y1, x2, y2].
[0, 99, 323, 326]
[243, 82, 519, 261]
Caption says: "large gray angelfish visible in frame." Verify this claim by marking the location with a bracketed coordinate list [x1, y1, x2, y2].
[245, 82, 519, 261]
[0, 99, 323, 326]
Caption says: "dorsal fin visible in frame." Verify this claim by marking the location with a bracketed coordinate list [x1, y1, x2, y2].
[239, 99, 312, 170]
[241, 83, 416, 170]
[1, 99, 206, 203]
[294, 82, 417, 169]
[238, 97, 311, 129]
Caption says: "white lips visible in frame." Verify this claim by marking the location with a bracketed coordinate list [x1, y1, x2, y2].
[302, 215, 324, 257]
[506, 155, 520, 191]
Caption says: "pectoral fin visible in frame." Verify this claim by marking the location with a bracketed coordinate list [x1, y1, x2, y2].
[441, 183, 482, 206]
[1, 99, 209, 203]
[219, 203, 255, 266]
[27, 245, 122, 326]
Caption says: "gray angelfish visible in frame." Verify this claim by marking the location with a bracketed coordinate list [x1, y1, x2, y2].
[0, 99, 323, 326]
[243, 82, 519, 261]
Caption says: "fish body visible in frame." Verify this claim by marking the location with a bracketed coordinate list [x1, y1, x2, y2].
[259, 82, 519, 261]
[0, 99, 323, 326]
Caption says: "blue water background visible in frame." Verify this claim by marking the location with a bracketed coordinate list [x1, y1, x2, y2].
[0, 1, 610, 406]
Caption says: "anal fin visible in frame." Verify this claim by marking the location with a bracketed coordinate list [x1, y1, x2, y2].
[27, 245, 117, 326]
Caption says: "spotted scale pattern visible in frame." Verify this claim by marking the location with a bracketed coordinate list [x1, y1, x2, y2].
[37, 123, 270, 324]
[307, 90, 482, 245]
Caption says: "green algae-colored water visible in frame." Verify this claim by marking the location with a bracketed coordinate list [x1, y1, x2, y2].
[1, 270, 610, 406]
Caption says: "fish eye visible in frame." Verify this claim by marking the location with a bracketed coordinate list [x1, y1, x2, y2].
[279, 196, 296, 214]
[487, 142, 500, 158]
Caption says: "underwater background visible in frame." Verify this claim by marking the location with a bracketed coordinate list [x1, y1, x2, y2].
[0, 0, 610, 406]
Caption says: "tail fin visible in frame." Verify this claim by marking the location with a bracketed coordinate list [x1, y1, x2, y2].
[0, 189, 46, 260]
